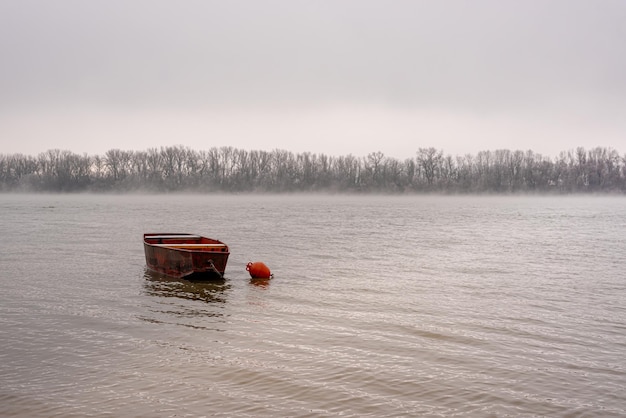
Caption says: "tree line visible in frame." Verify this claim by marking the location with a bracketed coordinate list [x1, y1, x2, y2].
[1, 146, 625, 193]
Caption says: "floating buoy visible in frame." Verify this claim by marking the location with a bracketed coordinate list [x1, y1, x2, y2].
[246, 261, 272, 279]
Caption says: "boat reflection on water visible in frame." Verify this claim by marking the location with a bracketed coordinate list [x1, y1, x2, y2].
[143, 268, 231, 305]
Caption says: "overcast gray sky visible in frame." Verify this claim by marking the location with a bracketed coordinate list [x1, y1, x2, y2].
[1, 0, 625, 158]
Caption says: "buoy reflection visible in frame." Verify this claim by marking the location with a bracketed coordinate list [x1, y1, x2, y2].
[249, 277, 271, 289]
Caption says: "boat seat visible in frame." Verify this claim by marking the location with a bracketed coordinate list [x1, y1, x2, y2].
[153, 243, 226, 248]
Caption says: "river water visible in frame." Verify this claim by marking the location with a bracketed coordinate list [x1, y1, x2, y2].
[1, 194, 625, 417]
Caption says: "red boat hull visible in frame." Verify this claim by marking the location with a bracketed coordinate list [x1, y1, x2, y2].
[143, 233, 229, 280]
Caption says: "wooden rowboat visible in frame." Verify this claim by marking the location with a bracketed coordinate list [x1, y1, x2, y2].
[143, 233, 230, 280]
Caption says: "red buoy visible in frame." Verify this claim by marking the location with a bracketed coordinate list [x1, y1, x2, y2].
[246, 261, 272, 279]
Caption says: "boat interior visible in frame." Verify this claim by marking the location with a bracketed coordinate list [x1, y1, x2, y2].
[145, 234, 228, 252]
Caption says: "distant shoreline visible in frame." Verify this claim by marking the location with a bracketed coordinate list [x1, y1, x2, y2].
[2, 146, 624, 194]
